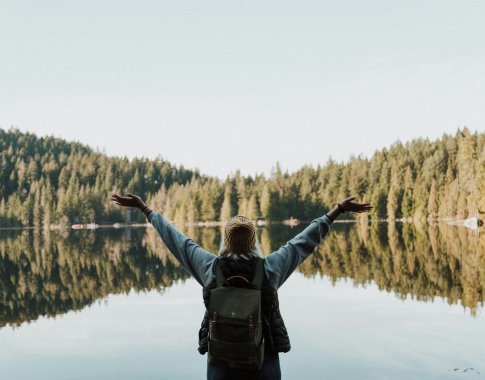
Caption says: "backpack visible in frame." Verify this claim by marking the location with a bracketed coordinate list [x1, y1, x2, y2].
[208, 257, 265, 369]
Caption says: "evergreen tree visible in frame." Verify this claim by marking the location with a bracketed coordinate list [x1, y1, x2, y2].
[427, 180, 439, 221]
[260, 183, 272, 220]
[220, 185, 233, 222]
[0, 127, 483, 227]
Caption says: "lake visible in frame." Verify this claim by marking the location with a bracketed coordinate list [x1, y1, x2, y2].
[0, 221, 484, 379]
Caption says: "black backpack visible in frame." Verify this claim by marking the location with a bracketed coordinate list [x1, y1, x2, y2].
[208, 258, 265, 369]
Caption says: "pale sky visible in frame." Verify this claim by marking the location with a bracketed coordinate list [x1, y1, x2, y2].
[1, 1, 484, 178]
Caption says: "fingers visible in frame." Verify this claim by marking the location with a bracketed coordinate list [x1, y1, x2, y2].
[127, 193, 140, 200]
[112, 194, 131, 201]
[340, 197, 374, 213]
[111, 194, 131, 206]
[343, 196, 356, 203]
[110, 195, 122, 206]
[111, 195, 126, 203]
[349, 201, 371, 206]
[351, 202, 372, 207]
[348, 203, 373, 213]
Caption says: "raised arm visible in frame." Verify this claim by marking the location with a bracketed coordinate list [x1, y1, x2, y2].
[111, 193, 216, 286]
[264, 197, 372, 289]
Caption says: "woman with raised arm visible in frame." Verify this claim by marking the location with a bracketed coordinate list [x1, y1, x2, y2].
[112, 193, 372, 380]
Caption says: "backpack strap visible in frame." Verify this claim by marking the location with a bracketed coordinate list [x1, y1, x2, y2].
[250, 258, 265, 290]
[215, 259, 227, 288]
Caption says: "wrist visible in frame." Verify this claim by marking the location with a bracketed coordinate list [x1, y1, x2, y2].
[326, 205, 340, 222]
[141, 206, 152, 218]
[337, 203, 346, 213]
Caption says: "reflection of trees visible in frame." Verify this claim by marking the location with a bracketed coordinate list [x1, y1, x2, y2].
[0, 229, 190, 328]
[1, 222, 483, 329]
[299, 222, 484, 314]
[146, 222, 485, 314]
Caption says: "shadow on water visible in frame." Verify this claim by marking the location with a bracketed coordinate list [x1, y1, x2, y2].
[0, 221, 483, 329]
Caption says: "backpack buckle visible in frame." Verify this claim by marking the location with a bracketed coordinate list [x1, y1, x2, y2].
[248, 315, 254, 337]
[211, 312, 217, 334]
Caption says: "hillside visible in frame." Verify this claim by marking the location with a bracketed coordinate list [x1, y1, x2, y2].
[0, 127, 484, 227]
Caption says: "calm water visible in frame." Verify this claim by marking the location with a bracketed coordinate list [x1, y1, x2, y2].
[0, 222, 484, 379]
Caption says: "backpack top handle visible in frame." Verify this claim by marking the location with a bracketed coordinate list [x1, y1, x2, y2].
[215, 258, 265, 290]
[226, 275, 250, 284]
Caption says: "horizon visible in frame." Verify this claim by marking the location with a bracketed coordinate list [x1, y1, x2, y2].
[2, 126, 479, 179]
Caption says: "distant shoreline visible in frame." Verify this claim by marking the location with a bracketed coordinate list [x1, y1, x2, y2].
[0, 216, 482, 232]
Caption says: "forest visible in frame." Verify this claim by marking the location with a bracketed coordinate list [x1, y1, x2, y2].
[0, 127, 484, 227]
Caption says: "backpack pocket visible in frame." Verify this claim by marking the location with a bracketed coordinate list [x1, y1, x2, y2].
[208, 336, 265, 369]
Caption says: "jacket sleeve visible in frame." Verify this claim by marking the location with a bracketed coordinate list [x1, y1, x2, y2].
[264, 215, 332, 289]
[147, 211, 216, 286]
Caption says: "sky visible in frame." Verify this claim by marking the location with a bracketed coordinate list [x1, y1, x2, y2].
[1, 1, 484, 178]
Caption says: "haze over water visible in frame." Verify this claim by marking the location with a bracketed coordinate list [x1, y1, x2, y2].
[0, 222, 483, 379]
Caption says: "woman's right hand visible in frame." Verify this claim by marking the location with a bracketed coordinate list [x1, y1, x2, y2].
[339, 197, 372, 213]
[111, 193, 147, 209]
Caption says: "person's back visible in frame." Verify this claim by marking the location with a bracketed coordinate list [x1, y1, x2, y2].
[204, 255, 266, 375]
[200, 254, 290, 359]
[111, 193, 372, 379]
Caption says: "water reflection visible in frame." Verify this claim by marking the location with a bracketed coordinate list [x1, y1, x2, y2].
[0, 228, 190, 328]
[300, 222, 484, 314]
[0, 222, 483, 329]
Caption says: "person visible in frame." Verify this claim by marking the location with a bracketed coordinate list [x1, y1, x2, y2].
[111, 193, 372, 380]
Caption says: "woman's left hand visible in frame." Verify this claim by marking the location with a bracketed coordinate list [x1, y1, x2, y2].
[111, 193, 147, 209]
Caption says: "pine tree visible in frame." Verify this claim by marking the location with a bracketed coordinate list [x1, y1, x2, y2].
[259, 183, 272, 220]
[401, 166, 414, 218]
[0, 127, 483, 226]
[0, 198, 6, 226]
[427, 180, 439, 221]
[220, 185, 233, 222]
[387, 162, 401, 220]
[456, 129, 476, 217]
[246, 193, 259, 220]
[477, 146, 485, 215]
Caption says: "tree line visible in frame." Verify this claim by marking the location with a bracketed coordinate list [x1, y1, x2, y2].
[0, 127, 484, 227]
